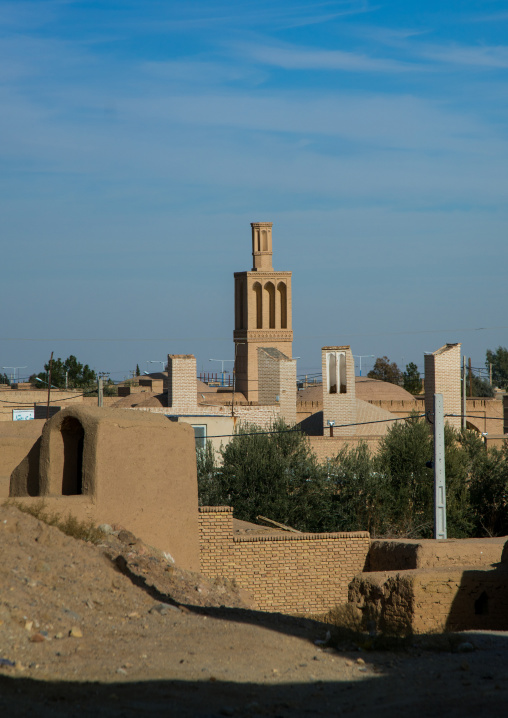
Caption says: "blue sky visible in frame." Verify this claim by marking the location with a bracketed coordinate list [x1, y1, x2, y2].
[1, 0, 507, 383]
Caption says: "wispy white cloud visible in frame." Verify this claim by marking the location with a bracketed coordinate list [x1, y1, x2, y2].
[234, 40, 418, 73]
[420, 43, 508, 68]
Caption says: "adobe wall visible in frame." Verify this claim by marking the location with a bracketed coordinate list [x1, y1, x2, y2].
[198, 507, 370, 614]
[367, 537, 507, 572]
[10, 406, 201, 572]
[0, 420, 45, 498]
[349, 564, 508, 634]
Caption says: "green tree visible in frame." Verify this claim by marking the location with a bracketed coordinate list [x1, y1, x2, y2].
[197, 440, 222, 506]
[485, 346, 508, 390]
[368, 356, 402, 386]
[135, 364, 141, 376]
[30, 355, 96, 390]
[328, 424, 472, 539]
[0, 372, 10, 385]
[402, 362, 422, 394]
[461, 431, 508, 536]
[199, 420, 331, 532]
[464, 371, 495, 398]
[328, 442, 390, 536]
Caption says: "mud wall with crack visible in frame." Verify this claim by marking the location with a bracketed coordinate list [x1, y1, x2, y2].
[349, 537, 508, 634]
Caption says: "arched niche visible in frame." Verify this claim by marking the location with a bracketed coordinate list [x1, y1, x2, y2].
[253, 282, 262, 328]
[264, 281, 275, 329]
[326, 351, 347, 395]
[277, 282, 287, 329]
[59, 416, 84, 495]
[235, 277, 245, 329]
[261, 229, 268, 251]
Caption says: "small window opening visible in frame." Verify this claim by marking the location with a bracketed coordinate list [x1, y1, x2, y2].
[327, 352, 337, 394]
[339, 352, 347, 393]
[192, 424, 207, 451]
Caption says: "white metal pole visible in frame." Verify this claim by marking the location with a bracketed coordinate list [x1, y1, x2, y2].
[462, 355, 466, 430]
[433, 393, 447, 539]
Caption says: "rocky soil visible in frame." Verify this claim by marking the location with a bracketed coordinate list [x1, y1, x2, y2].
[1, 503, 508, 717]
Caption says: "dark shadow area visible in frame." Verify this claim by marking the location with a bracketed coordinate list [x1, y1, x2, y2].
[445, 566, 508, 632]
[60, 417, 84, 495]
[9, 436, 41, 496]
[297, 411, 323, 436]
[2, 634, 508, 718]
[110, 553, 324, 639]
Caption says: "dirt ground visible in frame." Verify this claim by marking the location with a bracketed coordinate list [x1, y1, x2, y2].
[1, 503, 507, 717]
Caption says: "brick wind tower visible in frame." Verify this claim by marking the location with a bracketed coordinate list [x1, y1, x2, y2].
[233, 223, 293, 402]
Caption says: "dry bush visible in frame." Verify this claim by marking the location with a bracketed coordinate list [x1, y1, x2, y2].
[4, 500, 106, 544]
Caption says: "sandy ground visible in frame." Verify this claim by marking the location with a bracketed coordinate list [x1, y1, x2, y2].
[1, 504, 507, 717]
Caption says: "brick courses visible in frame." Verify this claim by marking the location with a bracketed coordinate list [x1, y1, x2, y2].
[198, 507, 370, 614]
[424, 343, 462, 430]
[321, 346, 356, 436]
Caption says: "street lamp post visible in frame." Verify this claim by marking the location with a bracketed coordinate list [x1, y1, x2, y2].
[353, 355, 374, 377]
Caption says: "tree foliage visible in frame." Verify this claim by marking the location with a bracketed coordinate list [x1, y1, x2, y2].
[402, 362, 422, 394]
[485, 346, 508, 390]
[30, 355, 96, 390]
[464, 372, 495, 398]
[368, 356, 402, 386]
[0, 372, 10, 385]
[460, 431, 508, 536]
[198, 420, 331, 532]
[197, 417, 507, 539]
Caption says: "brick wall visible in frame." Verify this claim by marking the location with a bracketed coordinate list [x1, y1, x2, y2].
[167, 354, 198, 411]
[308, 435, 385, 461]
[199, 507, 370, 614]
[257, 347, 297, 425]
[424, 343, 461, 430]
[198, 507, 235, 580]
[321, 346, 356, 436]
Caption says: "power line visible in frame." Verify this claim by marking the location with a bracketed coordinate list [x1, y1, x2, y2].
[201, 414, 428, 439]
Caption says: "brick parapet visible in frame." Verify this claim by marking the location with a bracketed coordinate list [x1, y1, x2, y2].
[198, 506, 370, 614]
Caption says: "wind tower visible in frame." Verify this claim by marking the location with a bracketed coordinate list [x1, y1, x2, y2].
[233, 222, 293, 402]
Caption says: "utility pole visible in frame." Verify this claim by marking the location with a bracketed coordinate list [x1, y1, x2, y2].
[353, 355, 374, 377]
[46, 352, 53, 420]
[462, 355, 466, 430]
[489, 362, 493, 386]
[433, 393, 447, 540]
[468, 357, 473, 397]
[98, 375, 104, 407]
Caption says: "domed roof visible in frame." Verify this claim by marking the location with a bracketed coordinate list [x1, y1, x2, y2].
[298, 377, 415, 404]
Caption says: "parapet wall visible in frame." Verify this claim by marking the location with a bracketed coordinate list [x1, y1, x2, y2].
[198, 507, 370, 614]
